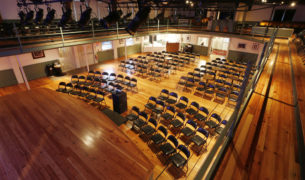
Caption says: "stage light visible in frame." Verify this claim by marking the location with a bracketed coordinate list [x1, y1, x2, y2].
[125, 7, 150, 36]
[290, 2, 296, 7]
[34, 8, 44, 24]
[44, 7, 56, 25]
[78, 7, 92, 27]
[25, 10, 34, 25]
[59, 7, 72, 27]
[122, 12, 132, 20]
[100, 10, 122, 29]
[18, 11, 26, 24]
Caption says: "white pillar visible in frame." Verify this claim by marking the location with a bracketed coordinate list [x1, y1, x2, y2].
[84, 45, 90, 72]
[73, 1, 78, 21]
[124, 39, 128, 60]
[15, 55, 30, 90]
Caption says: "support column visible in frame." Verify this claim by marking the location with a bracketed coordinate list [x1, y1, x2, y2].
[124, 39, 128, 61]
[73, 1, 78, 21]
[84, 45, 90, 72]
[15, 55, 30, 90]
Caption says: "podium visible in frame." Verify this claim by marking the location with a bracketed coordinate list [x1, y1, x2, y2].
[112, 91, 127, 114]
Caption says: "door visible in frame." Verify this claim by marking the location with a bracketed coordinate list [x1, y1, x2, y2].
[210, 37, 230, 59]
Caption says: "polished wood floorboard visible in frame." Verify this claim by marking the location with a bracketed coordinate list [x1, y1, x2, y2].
[0, 53, 234, 179]
[215, 39, 301, 179]
[0, 88, 153, 180]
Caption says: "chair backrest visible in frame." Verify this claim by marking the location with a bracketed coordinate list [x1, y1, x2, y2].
[158, 125, 168, 137]
[178, 145, 190, 159]
[88, 70, 94, 75]
[110, 73, 116, 77]
[156, 100, 165, 107]
[131, 78, 137, 83]
[125, 76, 131, 81]
[94, 77, 100, 82]
[148, 118, 157, 128]
[218, 87, 227, 93]
[199, 106, 209, 116]
[160, 89, 169, 95]
[176, 112, 186, 122]
[131, 106, 140, 114]
[211, 113, 221, 123]
[166, 106, 175, 113]
[148, 96, 157, 102]
[139, 111, 148, 121]
[207, 84, 215, 89]
[190, 101, 199, 110]
[95, 71, 101, 75]
[59, 82, 66, 86]
[169, 92, 178, 100]
[186, 120, 197, 130]
[96, 90, 105, 97]
[102, 72, 109, 76]
[78, 75, 86, 80]
[66, 83, 73, 88]
[117, 74, 124, 79]
[71, 75, 78, 82]
[197, 128, 209, 139]
[199, 81, 206, 87]
[167, 135, 178, 148]
[179, 96, 189, 104]
[221, 120, 228, 125]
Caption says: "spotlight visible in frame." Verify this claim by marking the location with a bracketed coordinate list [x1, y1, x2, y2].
[100, 10, 122, 29]
[18, 11, 26, 24]
[34, 8, 44, 24]
[290, 2, 296, 7]
[59, 7, 72, 27]
[44, 8, 56, 25]
[125, 7, 150, 36]
[25, 10, 34, 25]
[78, 7, 92, 27]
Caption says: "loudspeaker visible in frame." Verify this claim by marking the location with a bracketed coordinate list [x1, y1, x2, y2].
[112, 91, 127, 114]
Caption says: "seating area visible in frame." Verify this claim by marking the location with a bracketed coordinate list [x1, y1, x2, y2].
[177, 58, 255, 104]
[56, 70, 139, 109]
[124, 89, 227, 178]
[119, 51, 199, 81]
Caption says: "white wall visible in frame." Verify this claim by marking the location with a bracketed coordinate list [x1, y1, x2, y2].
[229, 37, 264, 63]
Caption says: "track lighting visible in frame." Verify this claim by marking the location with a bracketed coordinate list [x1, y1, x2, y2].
[100, 10, 122, 29]
[44, 7, 56, 25]
[78, 7, 92, 27]
[34, 8, 44, 24]
[125, 7, 150, 36]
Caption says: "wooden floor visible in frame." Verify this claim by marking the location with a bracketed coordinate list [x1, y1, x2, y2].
[0, 88, 153, 180]
[215, 39, 302, 179]
[0, 54, 234, 179]
[1, 38, 304, 179]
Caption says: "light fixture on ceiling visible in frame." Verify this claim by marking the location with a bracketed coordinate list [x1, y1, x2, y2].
[58, 4, 73, 27]
[78, 7, 92, 27]
[100, 10, 122, 28]
[34, 8, 44, 24]
[290, 2, 296, 7]
[125, 6, 150, 36]
[44, 7, 56, 25]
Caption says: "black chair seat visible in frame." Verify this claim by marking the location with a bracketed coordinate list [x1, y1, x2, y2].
[194, 114, 206, 121]
[186, 108, 197, 115]
[160, 143, 176, 156]
[191, 135, 206, 146]
[86, 95, 95, 100]
[125, 114, 138, 121]
[151, 134, 166, 144]
[185, 83, 194, 88]
[158, 95, 168, 101]
[170, 119, 183, 128]
[196, 87, 205, 91]
[216, 93, 226, 98]
[229, 97, 238, 102]
[70, 91, 80, 96]
[175, 103, 187, 110]
[56, 88, 66, 93]
[161, 113, 174, 120]
[170, 153, 187, 168]
[94, 97, 104, 103]
[141, 125, 156, 135]
[145, 103, 155, 110]
[133, 119, 147, 128]
[205, 120, 218, 128]
[166, 99, 176, 104]
[205, 90, 214, 94]
[152, 108, 163, 115]
[181, 127, 195, 137]
[79, 93, 88, 97]
[215, 126, 224, 134]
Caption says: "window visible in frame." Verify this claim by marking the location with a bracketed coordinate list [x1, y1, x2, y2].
[101, 41, 113, 51]
[126, 38, 134, 46]
[197, 37, 209, 47]
[211, 37, 230, 51]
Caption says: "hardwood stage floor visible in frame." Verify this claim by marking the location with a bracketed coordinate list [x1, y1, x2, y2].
[215, 39, 302, 179]
[0, 54, 234, 179]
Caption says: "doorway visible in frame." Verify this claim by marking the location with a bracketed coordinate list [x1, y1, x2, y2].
[210, 37, 230, 59]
